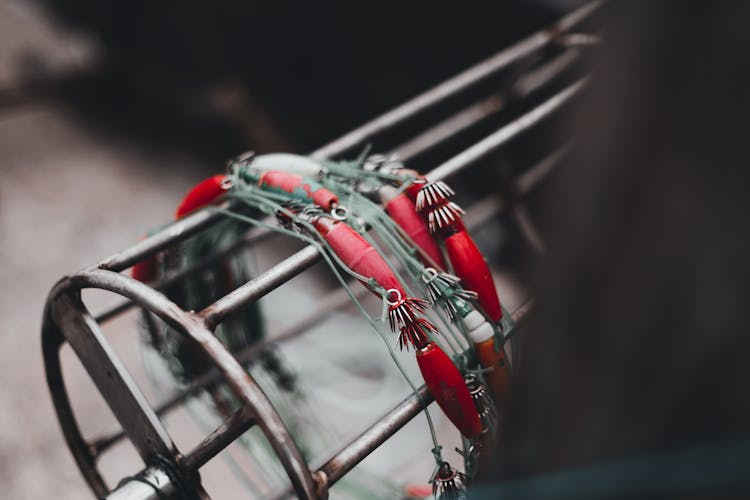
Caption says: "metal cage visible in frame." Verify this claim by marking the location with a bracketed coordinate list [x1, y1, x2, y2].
[41, 3, 600, 498]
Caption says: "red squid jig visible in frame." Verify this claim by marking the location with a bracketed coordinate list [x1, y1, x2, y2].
[310, 216, 433, 348]
[132, 174, 229, 282]
[308, 215, 481, 439]
[414, 178, 504, 323]
[378, 185, 446, 269]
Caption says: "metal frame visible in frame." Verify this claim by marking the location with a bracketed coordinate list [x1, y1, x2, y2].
[41, 3, 600, 498]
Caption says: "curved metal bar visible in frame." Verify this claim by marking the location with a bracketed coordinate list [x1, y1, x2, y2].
[42, 299, 109, 497]
[43, 269, 319, 499]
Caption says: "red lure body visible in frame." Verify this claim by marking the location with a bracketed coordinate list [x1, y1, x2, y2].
[313, 217, 403, 294]
[133, 175, 227, 282]
[258, 171, 338, 210]
[417, 342, 483, 439]
[131, 237, 158, 282]
[380, 188, 446, 269]
[175, 174, 227, 218]
[410, 175, 505, 322]
[443, 222, 504, 322]
[313, 216, 482, 438]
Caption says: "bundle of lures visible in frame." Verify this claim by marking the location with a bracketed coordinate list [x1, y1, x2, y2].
[133, 151, 514, 500]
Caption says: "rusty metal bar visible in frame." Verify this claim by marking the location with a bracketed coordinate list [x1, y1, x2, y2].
[45, 269, 319, 499]
[428, 79, 584, 183]
[311, 1, 600, 159]
[94, 225, 274, 324]
[320, 385, 433, 487]
[267, 303, 531, 499]
[199, 245, 322, 329]
[393, 48, 580, 161]
[182, 407, 256, 471]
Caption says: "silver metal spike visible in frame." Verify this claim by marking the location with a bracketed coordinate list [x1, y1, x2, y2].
[465, 374, 498, 442]
[432, 462, 468, 500]
[416, 180, 457, 212]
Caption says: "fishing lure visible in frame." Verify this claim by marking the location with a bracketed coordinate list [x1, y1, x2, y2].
[301, 212, 482, 440]
[414, 179, 504, 324]
[357, 156, 504, 325]
[423, 270, 511, 406]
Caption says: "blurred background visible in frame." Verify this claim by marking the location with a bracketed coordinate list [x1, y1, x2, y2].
[0, 1, 574, 497]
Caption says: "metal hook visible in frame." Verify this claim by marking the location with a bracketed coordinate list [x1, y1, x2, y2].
[330, 206, 349, 221]
[385, 288, 402, 306]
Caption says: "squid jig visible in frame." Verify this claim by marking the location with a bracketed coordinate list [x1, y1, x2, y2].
[414, 177, 505, 324]
[360, 156, 505, 324]
[300, 212, 482, 440]
[423, 269, 511, 406]
[231, 152, 445, 269]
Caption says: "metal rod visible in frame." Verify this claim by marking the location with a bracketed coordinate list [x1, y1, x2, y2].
[507, 147, 570, 254]
[394, 49, 581, 162]
[98, 204, 232, 273]
[515, 146, 568, 194]
[512, 49, 580, 98]
[320, 385, 433, 487]
[181, 407, 256, 471]
[428, 79, 585, 183]
[310, 1, 600, 159]
[393, 94, 505, 161]
[90, 285, 369, 455]
[199, 245, 323, 329]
